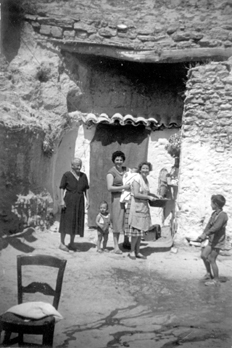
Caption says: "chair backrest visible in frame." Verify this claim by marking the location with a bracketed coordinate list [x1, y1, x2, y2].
[17, 255, 67, 309]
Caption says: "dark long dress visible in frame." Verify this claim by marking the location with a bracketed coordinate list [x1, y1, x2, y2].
[59, 171, 89, 237]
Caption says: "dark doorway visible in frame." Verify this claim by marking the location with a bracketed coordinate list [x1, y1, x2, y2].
[88, 123, 150, 226]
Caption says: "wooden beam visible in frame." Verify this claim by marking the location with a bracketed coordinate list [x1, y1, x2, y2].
[160, 47, 232, 63]
[50, 39, 232, 63]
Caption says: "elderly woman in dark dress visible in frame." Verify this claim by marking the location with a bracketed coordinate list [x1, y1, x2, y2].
[106, 151, 130, 254]
[59, 158, 89, 252]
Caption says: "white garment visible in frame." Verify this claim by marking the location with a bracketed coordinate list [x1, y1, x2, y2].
[6, 301, 63, 322]
[120, 171, 137, 205]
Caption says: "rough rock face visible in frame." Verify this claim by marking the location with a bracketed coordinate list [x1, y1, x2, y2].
[0, 21, 69, 234]
[18, 0, 232, 61]
[177, 59, 232, 239]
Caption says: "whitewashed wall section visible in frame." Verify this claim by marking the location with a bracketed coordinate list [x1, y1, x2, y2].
[148, 128, 179, 226]
[53, 124, 96, 214]
[177, 59, 232, 241]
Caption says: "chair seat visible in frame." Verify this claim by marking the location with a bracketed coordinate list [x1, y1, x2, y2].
[0, 312, 55, 334]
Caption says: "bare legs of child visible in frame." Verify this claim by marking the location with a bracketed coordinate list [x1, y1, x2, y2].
[201, 245, 220, 285]
[201, 245, 213, 279]
[97, 231, 109, 253]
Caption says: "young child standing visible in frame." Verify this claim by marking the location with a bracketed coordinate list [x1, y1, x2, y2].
[199, 194, 228, 286]
[95, 201, 111, 253]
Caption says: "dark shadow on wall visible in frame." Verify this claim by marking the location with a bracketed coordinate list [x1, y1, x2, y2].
[2, 0, 24, 62]
[64, 52, 187, 123]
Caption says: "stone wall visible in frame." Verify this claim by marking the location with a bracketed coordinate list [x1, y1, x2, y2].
[177, 58, 232, 239]
[63, 53, 185, 124]
[17, 0, 232, 61]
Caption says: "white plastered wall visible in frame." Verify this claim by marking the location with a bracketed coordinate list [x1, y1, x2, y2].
[52, 123, 96, 215]
[147, 128, 179, 226]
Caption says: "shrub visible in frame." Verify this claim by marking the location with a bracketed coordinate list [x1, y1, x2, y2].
[165, 131, 181, 158]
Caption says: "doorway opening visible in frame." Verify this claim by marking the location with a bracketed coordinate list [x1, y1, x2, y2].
[88, 123, 150, 226]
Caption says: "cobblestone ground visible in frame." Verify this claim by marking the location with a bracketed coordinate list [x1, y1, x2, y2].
[0, 227, 232, 348]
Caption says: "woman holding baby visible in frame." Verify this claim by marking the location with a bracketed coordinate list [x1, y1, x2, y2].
[106, 151, 131, 254]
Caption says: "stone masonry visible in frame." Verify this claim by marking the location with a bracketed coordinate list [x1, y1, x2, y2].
[19, 0, 232, 61]
[177, 58, 232, 239]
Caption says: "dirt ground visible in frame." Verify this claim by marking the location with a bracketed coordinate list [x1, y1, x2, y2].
[1, 224, 232, 348]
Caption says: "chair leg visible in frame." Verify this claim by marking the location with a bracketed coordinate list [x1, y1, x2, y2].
[42, 325, 55, 347]
[2, 330, 11, 345]
[18, 332, 24, 345]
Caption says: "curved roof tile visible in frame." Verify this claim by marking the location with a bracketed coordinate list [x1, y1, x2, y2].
[69, 112, 180, 129]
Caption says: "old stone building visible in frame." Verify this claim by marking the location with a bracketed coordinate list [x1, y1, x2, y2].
[1, 0, 232, 241]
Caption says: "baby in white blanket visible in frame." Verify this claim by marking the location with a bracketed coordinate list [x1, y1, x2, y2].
[120, 167, 138, 207]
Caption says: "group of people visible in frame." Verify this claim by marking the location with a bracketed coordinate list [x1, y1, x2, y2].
[105, 151, 158, 259]
[58, 151, 158, 259]
[58, 153, 228, 285]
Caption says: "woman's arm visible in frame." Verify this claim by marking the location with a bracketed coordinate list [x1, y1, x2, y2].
[133, 181, 155, 201]
[106, 173, 130, 192]
[60, 189, 66, 207]
[59, 173, 67, 208]
[85, 189, 90, 209]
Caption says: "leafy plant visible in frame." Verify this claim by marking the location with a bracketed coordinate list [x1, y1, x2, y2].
[165, 131, 181, 158]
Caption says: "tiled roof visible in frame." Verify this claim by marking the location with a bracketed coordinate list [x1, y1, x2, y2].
[69, 112, 181, 128]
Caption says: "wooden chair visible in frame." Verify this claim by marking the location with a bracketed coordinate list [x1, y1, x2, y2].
[0, 254, 67, 347]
